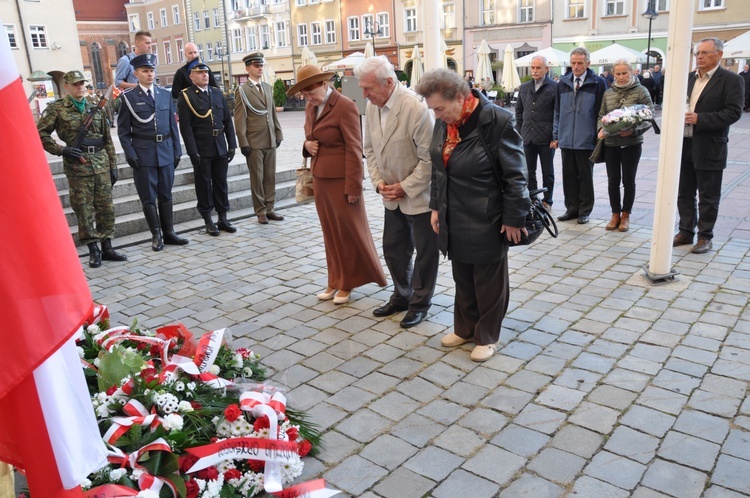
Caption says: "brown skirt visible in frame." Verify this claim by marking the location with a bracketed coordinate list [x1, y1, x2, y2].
[314, 177, 387, 290]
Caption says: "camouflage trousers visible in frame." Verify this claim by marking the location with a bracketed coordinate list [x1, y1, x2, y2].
[68, 171, 115, 244]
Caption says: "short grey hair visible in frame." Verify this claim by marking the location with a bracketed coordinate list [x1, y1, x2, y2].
[612, 59, 632, 71]
[414, 68, 470, 101]
[698, 37, 723, 51]
[531, 55, 548, 67]
[570, 47, 590, 62]
[353, 55, 396, 83]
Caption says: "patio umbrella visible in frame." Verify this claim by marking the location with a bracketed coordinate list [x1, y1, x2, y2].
[263, 63, 276, 84]
[515, 47, 571, 67]
[501, 44, 521, 93]
[364, 42, 375, 59]
[475, 39, 494, 84]
[440, 39, 449, 69]
[722, 29, 750, 58]
[322, 52, 365, 71]
[410, 45, 424, 86]
[300, 46, 317, 67]
[589, 43, 653, 65]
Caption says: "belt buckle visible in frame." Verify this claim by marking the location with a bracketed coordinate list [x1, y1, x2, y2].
[87, 146, 97, 154]
[155, 134, 163, 143]
[212, 129, 219, 136]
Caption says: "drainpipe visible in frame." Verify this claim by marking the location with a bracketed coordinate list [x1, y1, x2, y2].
[15, 0, 34, 75]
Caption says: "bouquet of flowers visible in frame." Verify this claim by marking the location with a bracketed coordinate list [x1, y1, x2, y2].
[600, 104, 654, 136]
[69, 305, 324, 498]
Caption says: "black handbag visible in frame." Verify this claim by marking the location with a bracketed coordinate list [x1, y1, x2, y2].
[590, 138, 605, 164]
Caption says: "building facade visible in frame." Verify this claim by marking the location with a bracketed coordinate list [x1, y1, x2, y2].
[185, 0, 230, 88]
[74, 0, 130, 92]
[339, 1, 398, 70]
[290, 0, 343, 79]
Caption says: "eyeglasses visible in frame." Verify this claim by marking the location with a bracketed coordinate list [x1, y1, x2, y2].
[694, 50, 719, 57]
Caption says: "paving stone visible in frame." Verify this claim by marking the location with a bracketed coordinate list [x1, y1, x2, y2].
[418, 362, 466, 389]
[657, 430, 720, 471]
[368, 391, 421, 422]
[491, 424, 550, 458]
[587, 384, 638, 410]
[664, 357, 710, 378]
[527, 447, 586, 483]
[390, 413, 446, 447]
[308, 370, 358, 395]
[700, 373, 748, 398]
[481, 386, 535, 415]
[358, 434, 418, 471]
[638, 386, 689, 415]
[327, 386, 377, 411]
[353, 372, 401, 394]
[462, 444, 527, 485]
[713, 454, 750, 494]
[604, 426, 660, 464]
[535, 384, 586, 411]
[335, 409, 392, 443]
[501, 341, 543, 360]
[514, 403, 567, 435]
[372, 467, 435, 498]
[549, 424, 603, 459]
[651, 368, 702, 395]
[505, 369, 553, 394]
[620, 405, 676, 437]
[336, 356, 381, 378]
[603, 367, 651, 392]
[542, 341, 584, 360]
[721, 429, 750, 461]
[418, 399, 469, 425]
[703, 486, 750, 498]
[403, 445, 464, 481]
[431, 469, 500, 498]
[711, 359, 750, 382]
[687, 389, 742, 417]
[396, 376, 444, 403]
[640, 459, 708, 498]
[525, 355, 568, 376]
[317, 430, 363, 465]
[323, 455, 388, 497]
[672, 410, 730, 444]
[572, 352, 618, 374]
[498, 473, 565, 498]
[442, 381, 489, 406]
[554, 367, 603, 393]
[569, 476, 630, 498]
[433, 425, 486, 458]
[569, 401, 620, 434]
[458, 408, 509, 436]
[617, 355, 663, 375]
[584, 451, 647, 490]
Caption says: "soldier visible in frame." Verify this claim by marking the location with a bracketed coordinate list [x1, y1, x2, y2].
[118, 53, 188, 251]
[234, 52, 284, 225]
[177, 62, 237, 235]
[37, 70, 127, 268]
[85, 85, 99, 106]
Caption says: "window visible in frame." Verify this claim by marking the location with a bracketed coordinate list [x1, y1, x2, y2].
[325, 20, 335, 44]
[700, 0, 723, 8]
[260, 24, 270, 49]
[194, 12, 201, 31]
[198, 44, 203, 60]
[213, 8, 220, 27]
[567, 0, 585, 18]
[482, 0, 495, 25]
[296, 0, 305, 5]
[147, 12, 154, 30]
[150, 44, 157, 55]
[159, 9, 167, 27]
[605, 0, 625, 15]
[297, 24, 308, 46]
[129, 14, 140, 32]
[163, 42, 172, 64]
[276, 22, 288, 47]
[362, 14, 374, 37]
[233, 28, 243, 52]
[206, 42, 213, 61]
[5, 25, 17, 49]
[176, 39, 184, 62]
[311, 22, 322, 45]
[519, 0, 534, 22]
[443, 3, 455, 29]
[405, 8, 417, 32]
[118, 41, 128, 57]
[309, 0, 319, 3]
[655, 0, 669, 11]
[172, 5, 180, 25]
[377, 12, 390, 38]
[348, 16, 359, 41]
[203, 10, 210, 29]
[29, 25, 47, 49]
[247, 26, 258, 50]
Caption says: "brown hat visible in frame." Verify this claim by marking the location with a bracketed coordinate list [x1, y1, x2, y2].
[286, 65, 335, 97]
[242, 52, 265, 66]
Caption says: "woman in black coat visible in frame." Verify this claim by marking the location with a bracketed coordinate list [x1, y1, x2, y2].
[415, 69, 529, 362]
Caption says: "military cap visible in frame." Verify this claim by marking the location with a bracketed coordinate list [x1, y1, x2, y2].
[242, 52, 265, 66]
[190, 62, 211, 72]
[131, 53, 157, 69]
[63, 70, 87, 84]
[86, 84, 93, 89]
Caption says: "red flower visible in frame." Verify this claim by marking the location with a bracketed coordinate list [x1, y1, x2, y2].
[247, 459, 265, 472]
[197, 466, 219, 481]
[235, 347, 253, 359]
[190, 401, 203, 410]
[148, 344, 161, 357]
[224, 468, 242, 480]
[286, 427, 299, 441]
[185, 479, 200, 498]
[140, 367, 158, 383]
[297, 440, 312, 457]
[253, 415, 270, 432]
[179, 454, 199, 473]
[224, 404, 242, 422]
[105, 385, 117, 396]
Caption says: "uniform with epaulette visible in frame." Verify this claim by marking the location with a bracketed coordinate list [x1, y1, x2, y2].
[177, 62, 237, 236]
[117, 53, 187, 251]
[37, 70, 127, 268]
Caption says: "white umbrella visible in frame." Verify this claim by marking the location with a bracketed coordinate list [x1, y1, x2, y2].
[364, 42, 375, 59]
[440, 39, 449, 69]
[589, 43, 654, 65]
[410, 45, 424, 86]
[515, 47, 571, 67]
[300, 46, 317, 67]
[501, 44, 521, 93]
[722, 29, 750, 58]
[262, 63, 276, 84]
[322, 52, 365, 71]
[475, 39, 494, 84]
[578, 41, 587, 49]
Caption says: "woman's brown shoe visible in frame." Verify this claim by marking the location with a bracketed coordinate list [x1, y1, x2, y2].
[605, 213, 621, 230]
[619, 212, 630, 232]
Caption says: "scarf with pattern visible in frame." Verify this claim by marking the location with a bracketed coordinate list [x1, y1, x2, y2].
[442, 93, 478, 168]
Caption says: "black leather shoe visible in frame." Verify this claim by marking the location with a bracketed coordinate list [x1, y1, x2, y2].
[101, 239, 127, 261]
[87, 242, 102, 268]
[577, 215, 590, 224]
[202, 213, 220, 236]
[557, 211, 578, 222]
[400, 311, 427, 328]
[217, 213, 237, 233]
[372, 303, 408, 317]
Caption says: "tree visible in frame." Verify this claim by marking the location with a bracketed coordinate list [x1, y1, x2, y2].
[273, 79, 287, 108]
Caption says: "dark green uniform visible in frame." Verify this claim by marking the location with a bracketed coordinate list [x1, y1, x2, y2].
[37, 96, 117, 244]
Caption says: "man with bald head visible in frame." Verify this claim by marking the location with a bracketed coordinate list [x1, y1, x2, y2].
[172, 42, 218, 99]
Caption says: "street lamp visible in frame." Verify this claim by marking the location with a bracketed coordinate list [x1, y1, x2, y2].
[642, 0, 659, 70]
[215, 44, 227, 90]
[364, 19, 383, 55]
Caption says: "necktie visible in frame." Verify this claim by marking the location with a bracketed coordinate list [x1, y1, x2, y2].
[147, 88, 154, 103]
[575, 78, 581, 92]
[256, 83, 263, 96]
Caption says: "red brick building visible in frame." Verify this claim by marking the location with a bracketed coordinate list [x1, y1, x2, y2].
[74, 0, 130, 91]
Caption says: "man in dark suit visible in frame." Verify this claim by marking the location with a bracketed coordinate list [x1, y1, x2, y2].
[673, 37, 744, 254]
[171, 43, 219, 99]
[740, 64, 750, 112]
[233, 52, 284, 225]
[177, 63, 237, 236]
[118, 53, 188, 251]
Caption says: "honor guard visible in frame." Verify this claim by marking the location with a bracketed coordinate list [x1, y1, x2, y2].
[117, 53, 188, 251]
[37, 70, 127, 268]
[177, 62, 237, 235]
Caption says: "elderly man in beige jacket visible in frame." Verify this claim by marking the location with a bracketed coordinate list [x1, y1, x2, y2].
[356, 56, 438, 329]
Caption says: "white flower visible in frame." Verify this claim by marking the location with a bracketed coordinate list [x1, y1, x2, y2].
[136, 490, 159, 498]
[109, 468, 127, 481]
[174, 381, 185, 391]
[96, 404, 110, 418]
[77, 346, 85, 358]
[93, 357, 101, 368]
[76, 326, 87, 342]
[178, 400, 194, 413]
[87, 324, 101, 335]
[187, 382, 197, 391]
[242, 367, 254, 378]
[209, 364, 221, 375]
[162, 413, 184, 431]
[81, 478, 92, 489]
[130, 469, 144, 480]
[233, 353, 244, 368]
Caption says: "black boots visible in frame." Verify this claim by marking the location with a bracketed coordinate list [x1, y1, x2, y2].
[159, 201, 189, 246]
[101, 238, 127, 261]
[87, 242, 102, 268]
[217, 212, 237, 233]
[202, 212, 220, 236]
[143, 204, 164, 251]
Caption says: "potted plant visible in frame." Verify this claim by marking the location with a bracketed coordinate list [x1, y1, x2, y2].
[273, 78, 286, 111]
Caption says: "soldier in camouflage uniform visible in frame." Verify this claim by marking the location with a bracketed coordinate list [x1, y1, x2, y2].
[37, 70, 127, 268]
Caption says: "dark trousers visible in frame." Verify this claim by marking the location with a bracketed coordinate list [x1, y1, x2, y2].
[524, 143, 556, 205]
[133, 165, 174, 207]
[383, 208, 439, 312]
[560, 148, 595, 216]
[451, 257, 509, 346]
[677, 140, 723, 240]
[604, 144, 642, 213]
[193, 155, 230, 215]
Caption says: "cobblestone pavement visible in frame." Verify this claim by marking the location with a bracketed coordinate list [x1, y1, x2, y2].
[85, 110, 750, 497]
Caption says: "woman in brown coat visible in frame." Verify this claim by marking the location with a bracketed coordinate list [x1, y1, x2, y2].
[287, 65, 386, 304]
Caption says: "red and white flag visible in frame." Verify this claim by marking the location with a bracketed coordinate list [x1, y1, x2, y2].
[0, 19, 107, 497]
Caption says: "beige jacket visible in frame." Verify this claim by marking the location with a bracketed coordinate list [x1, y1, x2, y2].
[233, 80, 283, 149]
[364, 84, 434, 215]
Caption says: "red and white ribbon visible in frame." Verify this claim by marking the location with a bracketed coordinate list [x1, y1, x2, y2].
[239, 390, 288, 492]
[101, 334, 173, 365]
[193, 329, 224, 373]
[106, 439, 177, 497]
[84, 484, 140, 497]
[271, 479, 341, 498]
[185, 437, 299, 474]
[103, 399, 163, 444]
[161, 329, 234, 388]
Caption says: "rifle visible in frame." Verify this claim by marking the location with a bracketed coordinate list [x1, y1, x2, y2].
[70, 85, 114, 164]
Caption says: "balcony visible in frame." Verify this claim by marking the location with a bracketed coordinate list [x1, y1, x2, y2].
[267, 2, 288, 14]
[247, 5, 267, 18]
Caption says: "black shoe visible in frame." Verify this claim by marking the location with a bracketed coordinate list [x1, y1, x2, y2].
[400, 311, 427, 328]
[577, 215, 590, 224]
[202, 213, 220, 236]
[101, 239, 127, 261]
[372, 302, 409, 317]
[217, 212, 237, 233]
[87, 242, 102, 268]
[143, 204, 163, 251]
[159, 201, 189, 246]
[557, 211, 578, 222]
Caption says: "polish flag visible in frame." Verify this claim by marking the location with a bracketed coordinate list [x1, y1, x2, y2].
[0, 19, 108, 498]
